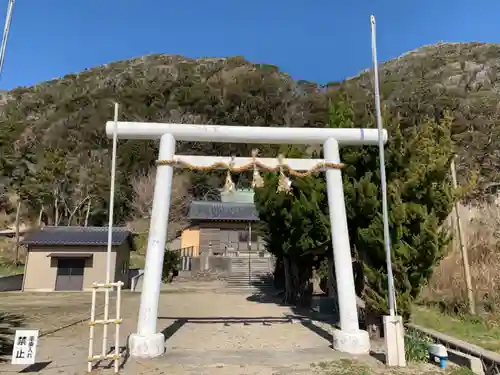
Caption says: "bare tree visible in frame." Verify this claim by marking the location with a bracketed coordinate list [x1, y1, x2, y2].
[38, 205, 44, 226]
[129, 170, 192, 239]
[84, 199, 92, 227]
[60, 151, 106, 226]
[61, 155, 93, 226]
[130, 171, 156, 220]
[64, 195, 94, 226]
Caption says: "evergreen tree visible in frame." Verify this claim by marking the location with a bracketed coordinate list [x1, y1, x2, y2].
[255, 94, 454, 319]
[328, 94, 455, 319]
[254, 145, 329, 305]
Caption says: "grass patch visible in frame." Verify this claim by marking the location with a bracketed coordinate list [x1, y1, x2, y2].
[311, 359, 372, 375]
[420, 203, 500, 352]
[0, 258, 24, 276]
[405, 326, 433, 362]
[130, 231, 147, 269]
[0, 236, 25, 276]
[412, 306, 500, 352]
[310, 358, 473, 375]
[0, 311, 24, 361]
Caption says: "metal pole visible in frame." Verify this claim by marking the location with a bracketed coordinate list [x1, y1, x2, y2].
[370, 15, 396, 317]
[0, 0, 15, 78]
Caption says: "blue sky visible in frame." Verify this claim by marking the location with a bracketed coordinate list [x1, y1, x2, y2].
[1, 0, 499, 90]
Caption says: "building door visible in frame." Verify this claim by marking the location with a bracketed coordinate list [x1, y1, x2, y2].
[55, 258, 85, 291]
[219, 229, 238, 255]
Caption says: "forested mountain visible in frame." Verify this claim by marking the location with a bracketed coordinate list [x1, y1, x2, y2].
[0, 42, 499, 229]
[337, 42, 500, 196]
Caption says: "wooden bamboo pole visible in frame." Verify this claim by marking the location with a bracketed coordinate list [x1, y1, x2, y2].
[114, 282, 122, 373]
[87, 287, 97, 373]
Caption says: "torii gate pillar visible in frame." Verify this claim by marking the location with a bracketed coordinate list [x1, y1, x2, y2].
[128, 134, 176, 357]
[106, 122, 384, 358]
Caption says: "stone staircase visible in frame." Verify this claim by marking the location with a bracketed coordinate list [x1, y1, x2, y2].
[226, 256, 274, 292]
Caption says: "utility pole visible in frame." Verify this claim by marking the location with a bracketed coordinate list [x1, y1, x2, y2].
[450, 157, 476, 314]
[14, 199, 20, 265]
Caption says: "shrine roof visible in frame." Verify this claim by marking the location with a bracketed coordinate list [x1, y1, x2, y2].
[22, 226, 134, 247]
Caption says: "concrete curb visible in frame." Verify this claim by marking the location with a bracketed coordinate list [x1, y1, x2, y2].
[407, 323, 500, 375]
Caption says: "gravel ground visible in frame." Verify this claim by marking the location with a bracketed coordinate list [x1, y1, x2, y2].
[0, 287, 454, 375]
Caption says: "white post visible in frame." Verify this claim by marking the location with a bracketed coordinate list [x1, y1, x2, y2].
[102, 103, 119, 358]
[128, 133, 175, 358]
[370, 15, 406, 367]
[370, 14, 396, 318]
[324, 137, 370, 355]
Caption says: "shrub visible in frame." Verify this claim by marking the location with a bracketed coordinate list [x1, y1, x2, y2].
[162, 250, 181, 283]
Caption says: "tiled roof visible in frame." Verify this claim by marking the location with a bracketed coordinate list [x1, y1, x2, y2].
[22, 226, 133, 247]
[188, 201, 259, 221]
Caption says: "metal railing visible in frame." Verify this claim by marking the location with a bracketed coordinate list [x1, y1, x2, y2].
[130, 269, 144, 292]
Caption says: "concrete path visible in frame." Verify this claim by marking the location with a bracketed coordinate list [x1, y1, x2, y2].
[0, 288, 450, 374]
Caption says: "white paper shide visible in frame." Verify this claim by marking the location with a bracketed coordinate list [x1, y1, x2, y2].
[11, 329, 39, 365]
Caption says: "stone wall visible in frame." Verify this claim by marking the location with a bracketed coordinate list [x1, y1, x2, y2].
[0, 274, 24, 292]
[191, 256, 232, 275]
[208, 256, 232, 273]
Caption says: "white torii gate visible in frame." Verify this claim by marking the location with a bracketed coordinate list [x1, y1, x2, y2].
[105, 121, 387, 358]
